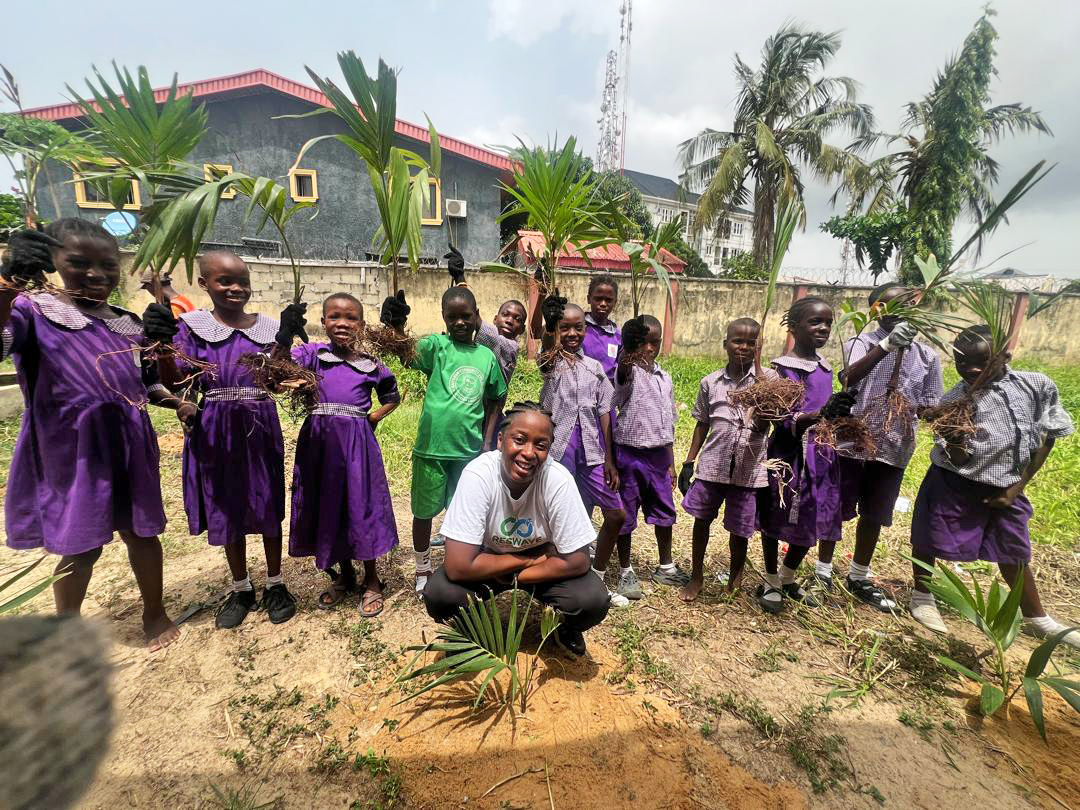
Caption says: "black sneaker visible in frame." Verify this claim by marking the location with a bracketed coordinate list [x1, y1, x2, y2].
[263, 583, 297, 624]
[782, 582, 820, 608]
[216, 589, 257, 629]
[846, 577, 898, 613]
[756, 584, 784, 615]
[808, 573, 834, 592]
[556, 625, 587, 657]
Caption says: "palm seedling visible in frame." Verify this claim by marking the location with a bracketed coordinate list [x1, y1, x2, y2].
[610, 205, 682, 321]
[395, 586, 560, 715]
[0, 555, 67, 615]
[911, 558, 1080, 741]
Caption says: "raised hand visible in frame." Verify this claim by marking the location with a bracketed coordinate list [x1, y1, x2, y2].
[880, 321, 917, 352]
[275, 302, 309, 347]
[541, 290, 567, 333]
[622, 315, 650, 354]
[820, 390, 857, 420]
[1, 228, 60, 286]
[141, 302, 179, 344]
[380, 290, 410, 330]
[444, 244, 466, 285]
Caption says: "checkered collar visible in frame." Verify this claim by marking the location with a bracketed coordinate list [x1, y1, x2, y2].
[584, 312, 617, 335]
[772, 353, 831, 373]
[31, 292, 143, 336]
[181, 309, 278, 344]
[960, 365, 1015, 394]
[317, 347, 377, 373]
[720, 364, 759, 385]
[866, 325, 890, 341]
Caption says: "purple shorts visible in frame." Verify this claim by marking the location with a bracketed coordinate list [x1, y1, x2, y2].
[615, 444, 676, 534]
[911, 465, 1032, 565]
[840, 457, 906, 527]
[559, 425, 623, 513]
[681, 479, 759, 538]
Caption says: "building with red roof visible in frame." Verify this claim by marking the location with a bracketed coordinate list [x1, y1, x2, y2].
[515, 230, 685, 274]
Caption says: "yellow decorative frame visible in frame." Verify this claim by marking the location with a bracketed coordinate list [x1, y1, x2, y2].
[289, 168, 319, 203]
[422, 177, 442, 226]
[73, 159, 141, 210]
[203, 163, 237, 199]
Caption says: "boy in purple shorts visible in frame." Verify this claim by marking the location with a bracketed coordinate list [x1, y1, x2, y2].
[678, 318, 779, 602]
[592, 314, 684, 601]
[813, 283, 942, 611]
[909, 326, 1077, 647]
[537, 294, 627, 603]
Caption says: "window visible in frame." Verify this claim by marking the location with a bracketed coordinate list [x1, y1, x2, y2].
[721, 219, 732, 240]
[421, 177, 442, 226]
[73, 159, 141, 210]
[203, 163, 237, 199]
[722, 247, 730, 259]
[659, 207, 674, 224]
[289, 168, 318, 202]
[732, 220, 744, 236]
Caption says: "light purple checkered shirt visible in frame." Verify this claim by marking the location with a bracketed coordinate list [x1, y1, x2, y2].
[613, 362, 677, 448]
[540, 350, 614, 465]
[476, 321, 519, 385]
[691, 366, 780, 488]
[845, 327, 944, 468]
[931, 368, 1074, 487]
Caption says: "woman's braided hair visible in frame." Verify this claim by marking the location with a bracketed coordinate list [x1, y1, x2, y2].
[499, 400, 554, 435]
[780, 295, 830, 328]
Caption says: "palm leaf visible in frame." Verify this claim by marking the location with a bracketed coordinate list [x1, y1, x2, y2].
[1023, 677, 1047, 742]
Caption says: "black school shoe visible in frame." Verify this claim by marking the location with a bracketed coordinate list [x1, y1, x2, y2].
[845, 577, 898, 613]
[556, 626, 587, 657]
[216, 589, 257, 629]
[263, 583, 298, 624]
[781, 582, 821, 608]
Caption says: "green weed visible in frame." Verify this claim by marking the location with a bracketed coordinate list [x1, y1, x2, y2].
[206, 781, 282, 810]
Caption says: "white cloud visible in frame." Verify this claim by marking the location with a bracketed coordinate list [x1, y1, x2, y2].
[486, 0, 612, 47]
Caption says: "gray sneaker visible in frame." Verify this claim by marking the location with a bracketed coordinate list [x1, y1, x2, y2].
[652, 565, 691, 586]
[616, 568, 645, 600]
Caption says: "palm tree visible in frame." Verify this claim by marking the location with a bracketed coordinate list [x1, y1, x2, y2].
[678, 24, 873, 267]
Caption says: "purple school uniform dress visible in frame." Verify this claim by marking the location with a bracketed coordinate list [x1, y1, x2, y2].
[912, 369, 1073, 564]
[2, 293, 165, 555]
[288, 344, 400, 568]
[582, 313, 621, 382]
[682, 366, 780, 538]
[759, 355, 842, 547]
[540, 350, 621, 512]
[839, 330, 943, 526]
[613, 362, 678, 533]
[174, 311, 285, 546]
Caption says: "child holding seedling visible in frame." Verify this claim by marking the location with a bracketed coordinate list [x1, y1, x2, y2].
[591, 314, 682, 599]
[757, 296, 856, 615]
[909, 325, 1077, 646]
[380, 286, 507, 595]
[536, 293, 627, 604]
[0, 222, 192, 651]
[169, 251, 295, 629]
[273, 293, 400, 618]
[811, 283, 940, 611]
[678, 318, 781, 602]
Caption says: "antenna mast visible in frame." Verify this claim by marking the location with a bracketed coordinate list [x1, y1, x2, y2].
[596, 1, 633, 174]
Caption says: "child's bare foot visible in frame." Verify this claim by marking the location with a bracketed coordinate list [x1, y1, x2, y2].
[680, 578, 704, 603]
[144, 612, 180, 652]
[724, 574, 743, 594]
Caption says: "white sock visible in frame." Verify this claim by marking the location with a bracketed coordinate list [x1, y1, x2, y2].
[1024, 615, 1060, 633]
[620, 566, 633, 577]
[815, 560, 833, 579]
[659, 562, 677, 573]
[911, 590, 936, 608]
[592, 566, 606, 579]
[415, 550, 431, 573]
[780, 565, 798, 586]
[232, 576, 253, 593]
[764, 572, 781, 589]
[848, 562, 871, 582]
[265, 574, 283, 587]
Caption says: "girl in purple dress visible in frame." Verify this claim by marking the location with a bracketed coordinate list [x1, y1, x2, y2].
[0, 221, 193, 651]
[757, 296, 855, 615]
[582, 274, 622, 381]
[274, 294, 401, 618]
[171, 251, 293, 629]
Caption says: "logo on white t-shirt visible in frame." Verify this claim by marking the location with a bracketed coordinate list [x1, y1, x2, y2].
[492, 515, 537, 549]
[448, 366, 485, 405]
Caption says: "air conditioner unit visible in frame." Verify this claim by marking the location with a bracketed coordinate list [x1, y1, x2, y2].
[445, 198, 467, 218]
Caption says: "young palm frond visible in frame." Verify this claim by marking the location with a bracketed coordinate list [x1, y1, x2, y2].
[0, 555, 67, 614]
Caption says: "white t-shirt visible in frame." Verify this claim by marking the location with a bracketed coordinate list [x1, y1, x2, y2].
[439, 451, 595, 555]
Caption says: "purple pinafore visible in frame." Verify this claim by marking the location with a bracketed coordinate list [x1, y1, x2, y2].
[288, 344, 400, 568]
[174, 311, 285, 546]
[583, 312, 621, 382]
[759, 355, 842, 547]
[3, 293, 165, 555]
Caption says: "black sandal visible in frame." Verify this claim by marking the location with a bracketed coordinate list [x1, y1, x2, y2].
[756, 584, 784, 615]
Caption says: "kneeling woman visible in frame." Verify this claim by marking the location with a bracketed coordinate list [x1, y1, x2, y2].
[423, 402, 611, 656]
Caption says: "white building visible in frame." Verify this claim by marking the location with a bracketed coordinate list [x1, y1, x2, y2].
[622, 168, 754, 273]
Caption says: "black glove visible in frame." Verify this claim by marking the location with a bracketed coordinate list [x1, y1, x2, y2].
[444, 244, 466, 285]
[541, 292, 567, 333]
[141, 302, 178, 344]
[622, 316, 650, 354]
[380, 290, 410, 330]
[820, 390, 857, 420]
[678, 462, 694, 496]
[275, 302, 308, 347]
[1, 228, 60, 284]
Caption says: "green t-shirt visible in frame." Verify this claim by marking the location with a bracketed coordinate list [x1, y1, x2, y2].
[413, 334, 508, 459]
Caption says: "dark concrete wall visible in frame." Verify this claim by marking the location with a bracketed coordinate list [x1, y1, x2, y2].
[36, 92, 504, 265]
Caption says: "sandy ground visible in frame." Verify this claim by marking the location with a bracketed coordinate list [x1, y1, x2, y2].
[3, 421, 1080, 809]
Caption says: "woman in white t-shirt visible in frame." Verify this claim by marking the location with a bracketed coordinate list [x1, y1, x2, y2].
[423, 402, 611, 656]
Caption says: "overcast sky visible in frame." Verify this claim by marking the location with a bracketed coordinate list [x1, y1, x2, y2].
[3, 0, 1075, 277]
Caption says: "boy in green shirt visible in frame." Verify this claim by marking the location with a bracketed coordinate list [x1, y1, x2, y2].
[380, 287, 507, 594]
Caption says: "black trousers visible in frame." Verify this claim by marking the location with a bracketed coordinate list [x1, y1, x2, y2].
[423, 566, 611, 632]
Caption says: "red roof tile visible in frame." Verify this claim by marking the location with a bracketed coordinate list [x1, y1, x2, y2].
[516, 230, 685, 273]
[21, 68, 514, 172]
